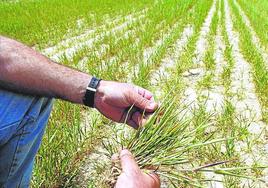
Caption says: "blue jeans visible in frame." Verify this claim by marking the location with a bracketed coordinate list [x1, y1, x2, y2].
[0, 89, 53, 188]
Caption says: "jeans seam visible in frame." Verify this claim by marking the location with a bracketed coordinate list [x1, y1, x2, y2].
[18, 175, 23, 188]
[6, 118, 27, 183]
[0, 120, 21, 131]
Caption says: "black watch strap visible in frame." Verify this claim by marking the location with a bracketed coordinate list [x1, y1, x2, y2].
[83, 77, 101, 108]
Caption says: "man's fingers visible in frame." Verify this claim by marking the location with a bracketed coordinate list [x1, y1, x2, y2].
[120, 107, 139, 129]
[120, 149, 140, 174]
[98, 102, 125, 122]
[137, 87, 153, 100]
[122, 107, 147, 128]
[132, 111, 142, 126]
[127, 119, 139, 129]
[129, 91, 158, 113]
[146, 172, 161, 187]
[132, 111, 147, 126]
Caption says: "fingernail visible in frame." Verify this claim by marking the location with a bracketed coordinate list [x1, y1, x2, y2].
[120, 149, 131, 157]
[149, 102, 157, 109]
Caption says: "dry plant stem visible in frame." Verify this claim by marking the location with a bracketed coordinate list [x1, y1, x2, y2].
[103, 95, 236, 187]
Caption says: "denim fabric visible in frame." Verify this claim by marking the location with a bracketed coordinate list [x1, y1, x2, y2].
[0, 89, 53, 188]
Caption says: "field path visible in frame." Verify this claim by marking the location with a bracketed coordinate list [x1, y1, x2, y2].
[194, 0, 217, 67]
[233, 0, 268, 69]
[224, 0, 268, 185]
[202, 26, 226, 114]
[129, 21, 181, 82]
[181, 0, 217, 115]
[151, 25, 194, 98]
[43, 9, 148, 61]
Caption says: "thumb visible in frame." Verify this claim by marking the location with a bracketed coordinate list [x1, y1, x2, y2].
[130, 92, 158, 112]
[120, 149, 140, 174]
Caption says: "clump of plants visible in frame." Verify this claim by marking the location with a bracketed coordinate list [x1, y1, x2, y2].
[100, 96, 266, 187]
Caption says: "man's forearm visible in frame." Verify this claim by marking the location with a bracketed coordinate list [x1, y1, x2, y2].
[0, 36, 91, 104]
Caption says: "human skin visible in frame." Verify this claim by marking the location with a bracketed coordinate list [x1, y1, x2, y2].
[0, 36, 158, 128]
[116, 149, 160, 188]
[0, 36, 160, 187]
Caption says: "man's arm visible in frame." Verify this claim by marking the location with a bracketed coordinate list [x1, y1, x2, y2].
[0, 36, 90, 104]
[0, 36, 158, 128]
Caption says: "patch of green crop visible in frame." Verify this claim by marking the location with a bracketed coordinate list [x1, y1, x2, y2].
[0, 0, 152, 49]
[229, 0, 268, 123]
[237, 0, 268, 49]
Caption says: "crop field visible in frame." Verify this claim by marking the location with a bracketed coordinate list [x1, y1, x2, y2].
[1, 0, 268, 187]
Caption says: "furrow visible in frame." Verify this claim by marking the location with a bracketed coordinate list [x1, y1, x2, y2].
[193, 0, 217, 66]
[43, 9, 148, 61]
[55, 13, 145, 61]
[127, 21, 181, 82]
[225, 0, 263, 128]
[76, 29, 136, 71]
[202, 3, 226, 114]
[201, 15, 227, 188]
[233, 0, 268, 69]
[194, 3, 226, 187]
[78, 21, 167, 73]
[200, 25, 226, 115]
[150, 25, 194, 98]
[181, 0, 217, 115]
[224, 0, 268, 185]
[42, 8, 147, 56]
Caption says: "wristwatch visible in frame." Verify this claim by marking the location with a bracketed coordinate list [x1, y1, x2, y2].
[83, 77, 102, 108]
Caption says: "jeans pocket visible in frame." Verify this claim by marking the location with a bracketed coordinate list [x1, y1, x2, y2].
[0, 121, 21, 146]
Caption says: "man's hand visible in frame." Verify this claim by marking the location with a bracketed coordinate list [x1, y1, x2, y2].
[115, 149, 160, 188]
[94, 80, 158, 129]
[0, 36, 158, 128]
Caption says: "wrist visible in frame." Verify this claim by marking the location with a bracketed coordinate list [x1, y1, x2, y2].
[94, 80, 109, 107]
[96, 80, 108, 92]
[64, 73, 91, 104]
